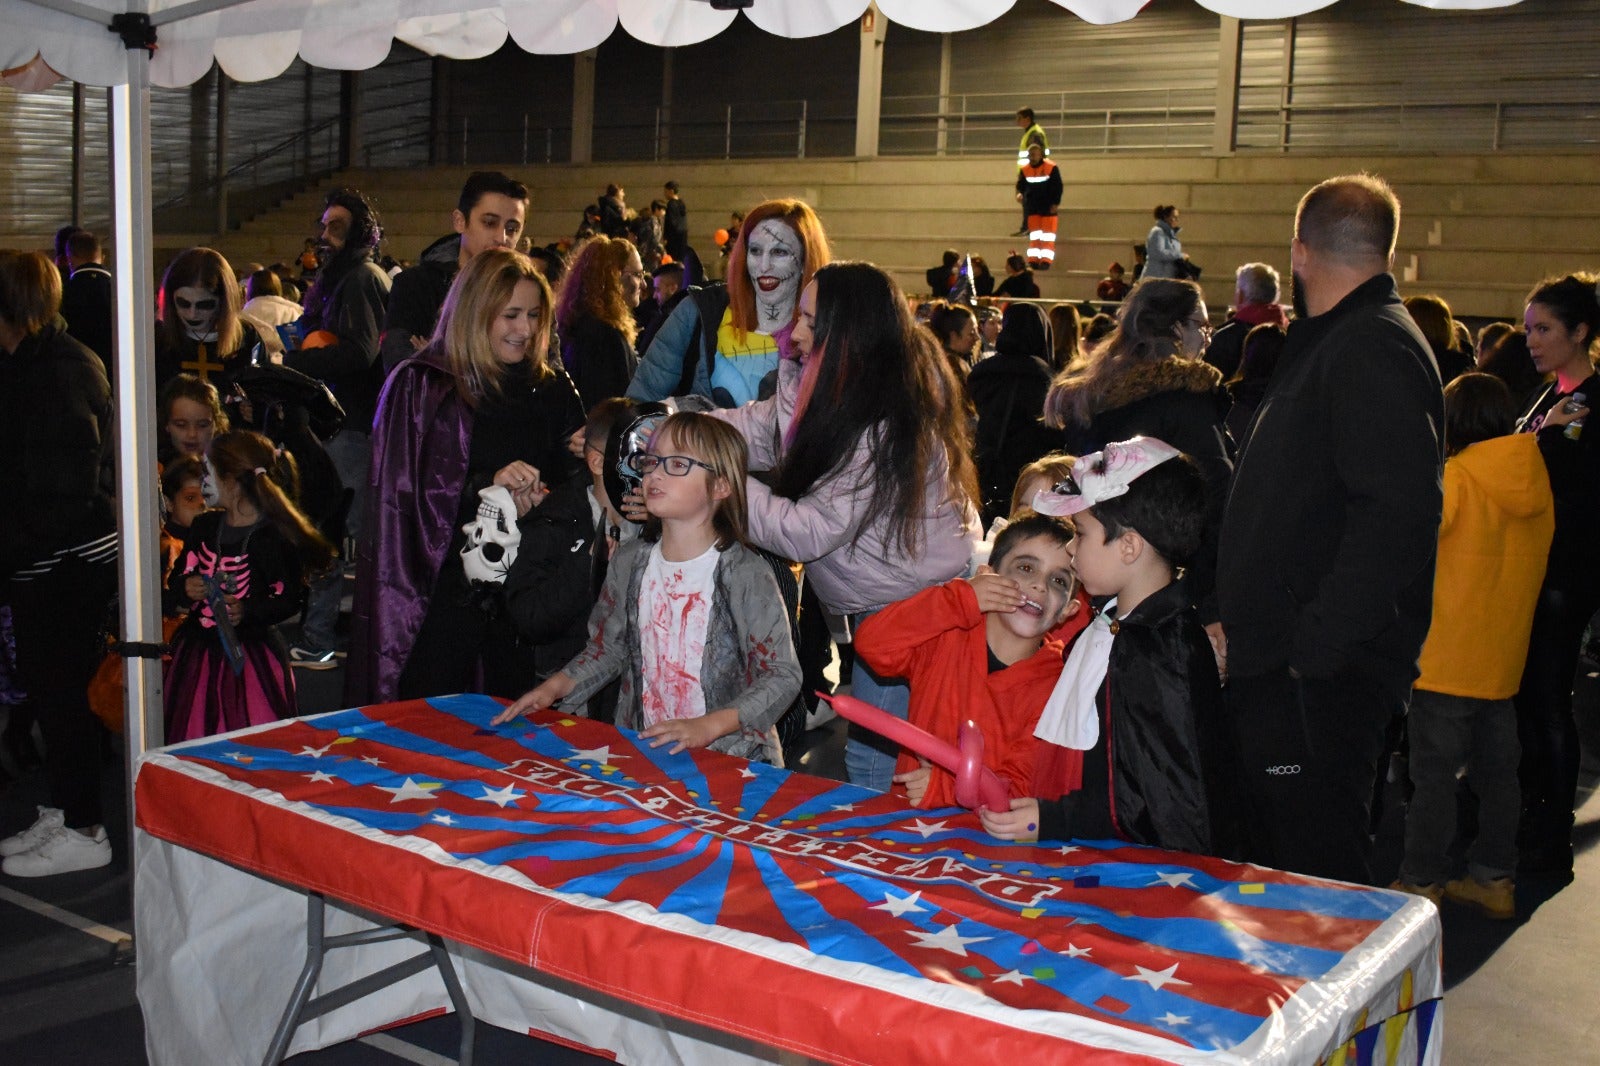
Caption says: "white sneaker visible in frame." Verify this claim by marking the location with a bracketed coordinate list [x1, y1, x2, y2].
[0, 806, 64, 857]
[804, 703, 838, 731]
[2, 825, 111, 877]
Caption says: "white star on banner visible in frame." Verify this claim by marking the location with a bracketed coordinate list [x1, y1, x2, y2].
[479, 783, 526, 808]
[872, 890, 927, 918]
[908, 925, 991, 957]
[908, 819, 949, 839]
[361, 756, 383, 766]
[432, 813, 457, 826]
[568, 745, 623, 764]
[739, 766, 758, 779]
[378, 777, 442, 803]
[830, 803, 856, 812]
[1063, 943, 1092, 958]
[1151, 871, 1197, 889]
[1157, 1012, 1191, 1026]
[1057, 844, 1080, 855]
[224, 751, 247, 761]
[993, 969, 1032, 986]
[298, 744, 333, 758]
[304, 770, 336, 784]
[1125, 964, 1191, 991]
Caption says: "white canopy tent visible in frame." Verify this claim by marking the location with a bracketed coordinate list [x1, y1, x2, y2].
[0, 0, 1526, 815]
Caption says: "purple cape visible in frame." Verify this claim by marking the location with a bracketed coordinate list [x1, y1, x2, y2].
[346, 349, 472, 704]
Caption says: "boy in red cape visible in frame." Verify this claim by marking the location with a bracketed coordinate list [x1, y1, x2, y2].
[856, 513, 1089, 809]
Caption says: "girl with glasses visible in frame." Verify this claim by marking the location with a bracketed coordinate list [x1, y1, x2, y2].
[495, 413, 801, 763]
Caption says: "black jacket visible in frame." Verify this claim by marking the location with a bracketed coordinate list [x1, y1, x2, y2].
[1521, 372, 1600, 597]
[381, 234, 459, 373]
[663, 199, 689, 261]
[61, 264, 114, 376]
[0, 319, 115, 579]
[1038, 581, 1244, 858]
[968, 351, 1057, 525]
[1061, 357, 1234, 623]
[561, 315, 639, 410]
[285, 253, 392, 432]
[1217, 273, 1443, 688]
[503, 476, 602, 682]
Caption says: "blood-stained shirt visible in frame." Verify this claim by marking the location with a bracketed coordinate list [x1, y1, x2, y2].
[638, 542, 719, 726]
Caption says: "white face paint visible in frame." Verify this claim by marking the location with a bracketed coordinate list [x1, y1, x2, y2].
[743, 219, 803, 330]
[173, 285, 220, 341]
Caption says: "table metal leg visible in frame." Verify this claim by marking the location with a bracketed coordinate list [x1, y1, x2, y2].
[262, 892, 477, 1066]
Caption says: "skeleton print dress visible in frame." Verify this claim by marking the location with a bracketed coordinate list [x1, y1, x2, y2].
[164, 510, 305, 743]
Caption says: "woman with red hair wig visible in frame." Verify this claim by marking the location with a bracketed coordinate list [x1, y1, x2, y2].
[627, 198, 830, 407]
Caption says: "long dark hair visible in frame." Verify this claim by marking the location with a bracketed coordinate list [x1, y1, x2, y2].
[771, 262, 977, 552]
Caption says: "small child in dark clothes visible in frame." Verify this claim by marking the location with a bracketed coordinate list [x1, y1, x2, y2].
[985, 437, 1243, 857]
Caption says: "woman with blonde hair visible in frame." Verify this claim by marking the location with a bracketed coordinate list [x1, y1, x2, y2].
[557, 235, 648, 407]
[350, 248, 585, 704]
[1043, 277, 1232, 638]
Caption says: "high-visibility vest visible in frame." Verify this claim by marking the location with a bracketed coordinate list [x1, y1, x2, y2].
[1017, 122, 1050, 165]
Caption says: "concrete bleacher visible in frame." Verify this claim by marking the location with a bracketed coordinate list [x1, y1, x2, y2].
[181, 152, 1600, 321]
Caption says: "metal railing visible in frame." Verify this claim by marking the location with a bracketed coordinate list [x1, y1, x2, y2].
[879, 87, 1216, 156]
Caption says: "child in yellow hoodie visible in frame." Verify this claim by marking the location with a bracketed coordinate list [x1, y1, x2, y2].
[1396, 373, 1554, 919]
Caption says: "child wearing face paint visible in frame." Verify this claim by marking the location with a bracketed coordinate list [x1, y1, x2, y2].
[991, 438, 1244, 857]
[494, 413, 801, 762]
[154, 248, 271, 388]
[855, 513, 1091, 810]
[164, 431, 335, 743]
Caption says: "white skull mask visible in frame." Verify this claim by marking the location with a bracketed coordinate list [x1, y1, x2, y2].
[459, 485, 521, 585]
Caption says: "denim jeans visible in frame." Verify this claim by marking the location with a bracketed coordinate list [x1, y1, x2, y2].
[843, 657, 911, 792]
[1401, 689, 1520, 885]
[299, 429, 368, 651]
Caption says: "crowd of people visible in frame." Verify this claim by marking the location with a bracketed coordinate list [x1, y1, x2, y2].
[0, 169, 1594, 931]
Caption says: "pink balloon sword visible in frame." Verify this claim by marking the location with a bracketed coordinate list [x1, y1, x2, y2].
[821, 692, 1012, 812]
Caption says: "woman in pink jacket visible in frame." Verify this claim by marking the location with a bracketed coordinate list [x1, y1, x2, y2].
[716, 262, 980, 789]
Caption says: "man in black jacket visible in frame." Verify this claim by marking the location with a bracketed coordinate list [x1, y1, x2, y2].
[1216, 174, 1444, 885]
[282, 188, 391, 666]
[380, 171, 528, 373]
[59, 229, 113, 377]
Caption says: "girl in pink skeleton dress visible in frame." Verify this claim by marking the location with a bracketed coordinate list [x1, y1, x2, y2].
[164, 430, 335, 742]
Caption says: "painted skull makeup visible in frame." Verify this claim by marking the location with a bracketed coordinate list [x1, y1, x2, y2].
[743, 219, 802, 330]
[173, 284, 221, 342]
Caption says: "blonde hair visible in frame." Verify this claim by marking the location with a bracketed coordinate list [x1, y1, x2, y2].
[433, 248, 555, 407]
[556, 236, 637, 345]
[0, 250, 62, 335]
[1010, 451, 1078, 518]
[648, 413, 750, 550]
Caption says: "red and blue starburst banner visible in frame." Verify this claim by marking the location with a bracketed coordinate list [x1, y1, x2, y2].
[135, 694, 1441, 1065]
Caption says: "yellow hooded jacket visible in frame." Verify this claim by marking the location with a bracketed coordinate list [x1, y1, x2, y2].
[1415, 433, 1554, 699]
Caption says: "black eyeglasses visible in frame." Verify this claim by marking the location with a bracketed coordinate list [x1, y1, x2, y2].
[627, 453, 716, 477]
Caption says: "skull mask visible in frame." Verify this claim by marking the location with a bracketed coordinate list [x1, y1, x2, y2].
[459, 485, 521, 585]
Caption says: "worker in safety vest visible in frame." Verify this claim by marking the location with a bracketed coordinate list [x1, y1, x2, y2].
[1013, 108, 1050, 235]
[1015, 143, 1062, 271]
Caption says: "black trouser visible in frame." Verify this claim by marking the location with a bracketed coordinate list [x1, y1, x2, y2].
[7, 554, 117, 829]
[1227, 666, 1406, 885]
[1514, 582, 1599, 869]
[397, 558, 534, 701]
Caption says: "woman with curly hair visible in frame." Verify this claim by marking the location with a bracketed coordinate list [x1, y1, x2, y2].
[556, 235, 647, 408]
[1043, 277, 1232, 634]
[350, 248, 584, 704]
